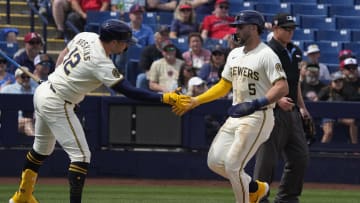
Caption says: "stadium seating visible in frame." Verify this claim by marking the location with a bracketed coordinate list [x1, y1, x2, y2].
[319, 52, 341, 64]
[351, 30, 360, 41]
[299, 16, 336, 30]
[157, 12, 173, 26]
[326, 63, 340, 74]
[315, 29, 351, 42]
[304, 41, 342, 54]
[292, 4, 328, 16]
[229, 1, 254, 15]
[142, 12, 157, 26]
[336, 16, 360, 30]
[254, 3, 291, 15]
[293, 29, 315, 41]
[170, 37, 189, 54]
[0, 42, 19, 58]
[281, 0, 317, 4]
[328, 5, 360, 17]
[342, 42, 360, 58]
[85, 11, 120, 33]
[247, 0, 281, 3]
[318, 0, 355, 6]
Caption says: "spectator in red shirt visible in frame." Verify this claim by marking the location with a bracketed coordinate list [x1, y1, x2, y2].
[200, 0, 234, 40]
[66, 0, 110, 39]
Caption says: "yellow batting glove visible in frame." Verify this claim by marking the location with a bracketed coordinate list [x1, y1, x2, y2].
[171, 97, 199, 116]
[162, 91, 191, 106]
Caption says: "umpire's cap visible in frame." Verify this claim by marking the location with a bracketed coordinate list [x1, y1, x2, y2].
[99, 19, 137, 45]
[230, 10, 265, 31]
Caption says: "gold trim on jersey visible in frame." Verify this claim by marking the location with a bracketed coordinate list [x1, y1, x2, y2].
[238, 110, 267, 203]
[64, 103, 86, 162]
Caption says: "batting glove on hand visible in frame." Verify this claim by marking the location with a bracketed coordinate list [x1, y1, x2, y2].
[228, 97, 269, 118]
[172, 97, 199, 116]
[162, 88, 191, 107]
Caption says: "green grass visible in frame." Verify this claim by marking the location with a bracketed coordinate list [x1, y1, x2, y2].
[1, 184, 360, 203]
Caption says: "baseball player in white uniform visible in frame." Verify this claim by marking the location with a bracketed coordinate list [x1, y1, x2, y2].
[173, 10, 289, 203]
[9, 19, 190, 203]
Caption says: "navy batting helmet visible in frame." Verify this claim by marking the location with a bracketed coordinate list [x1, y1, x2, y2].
[99, 19, 137, 45]
[230, 10, 265, 31]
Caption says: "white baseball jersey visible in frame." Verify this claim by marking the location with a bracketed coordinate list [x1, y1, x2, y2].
[222, 42, 286, 107]
[208, 42, 287, 203]
[48, 32, 124, 104]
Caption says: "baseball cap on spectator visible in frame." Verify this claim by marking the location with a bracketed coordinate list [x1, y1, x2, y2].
[188, 76, 205, 87]
[34, 54, 52, 67]
[15, 67, 30, 78]
[272, 13, 298, 28]
[338, 49, 353, 61]
[340, 57, 358, 70]
[306, 63, 320, 72]
[179, 4, 192, 10]
[160, 40, 175, 51]
[331, 71, 344, 81]
[305, 44, 320, 56]
[215, 0, 228, 4]
[24, 32, 43, 44]
[129, 4, 144, 13]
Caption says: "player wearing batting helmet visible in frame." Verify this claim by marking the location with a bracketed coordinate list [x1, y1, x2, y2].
[9, 19, 190, 203]
[253, 13, 311, 203]
[172, 10, 289, 203]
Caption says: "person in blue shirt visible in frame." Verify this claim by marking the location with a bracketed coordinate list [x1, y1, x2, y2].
[0, 56, 15, 91]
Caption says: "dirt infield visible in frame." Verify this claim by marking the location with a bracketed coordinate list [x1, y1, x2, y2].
[1, 177, 359, 190]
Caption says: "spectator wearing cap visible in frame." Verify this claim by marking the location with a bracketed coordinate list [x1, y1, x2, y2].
[340, 57, 360, 94]
[33, 53, 54, 82]
[136, 25, 182, 89]
[110, 0, 145, 14]
[182, 32, 211, 71]
[170, 2, 199, 39]
[0, 56, 15, 91]
[1, 27, 19, 43]
[114, 4, 154, 72]
[66, 0, 110, 39]
[148, 40, 184, 92]
[318, 71, 360, 144]
[11, 32, 44, 74]
[253, 12, 310, 203]
[198, 45, 225, 88]
[127, 4, 154, 47]
[1, 67, 37, 94]
[200, 0, 235, 40]
[177, 62, 197, 94]
[187, 76, 207, 96]
[146, 0, 177, 12]
[300, 63, 326, 101]
[304, 44, 331, 81]
[0, 67, 37, 136]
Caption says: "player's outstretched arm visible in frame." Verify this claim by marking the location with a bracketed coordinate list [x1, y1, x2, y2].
[111, 79, 191, 105]
[172, 78, 232, 116]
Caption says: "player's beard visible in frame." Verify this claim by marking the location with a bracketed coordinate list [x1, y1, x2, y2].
[233, 32, 251, 47]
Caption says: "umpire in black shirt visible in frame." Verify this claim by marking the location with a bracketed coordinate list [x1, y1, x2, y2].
[253, 13, 310, 203]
